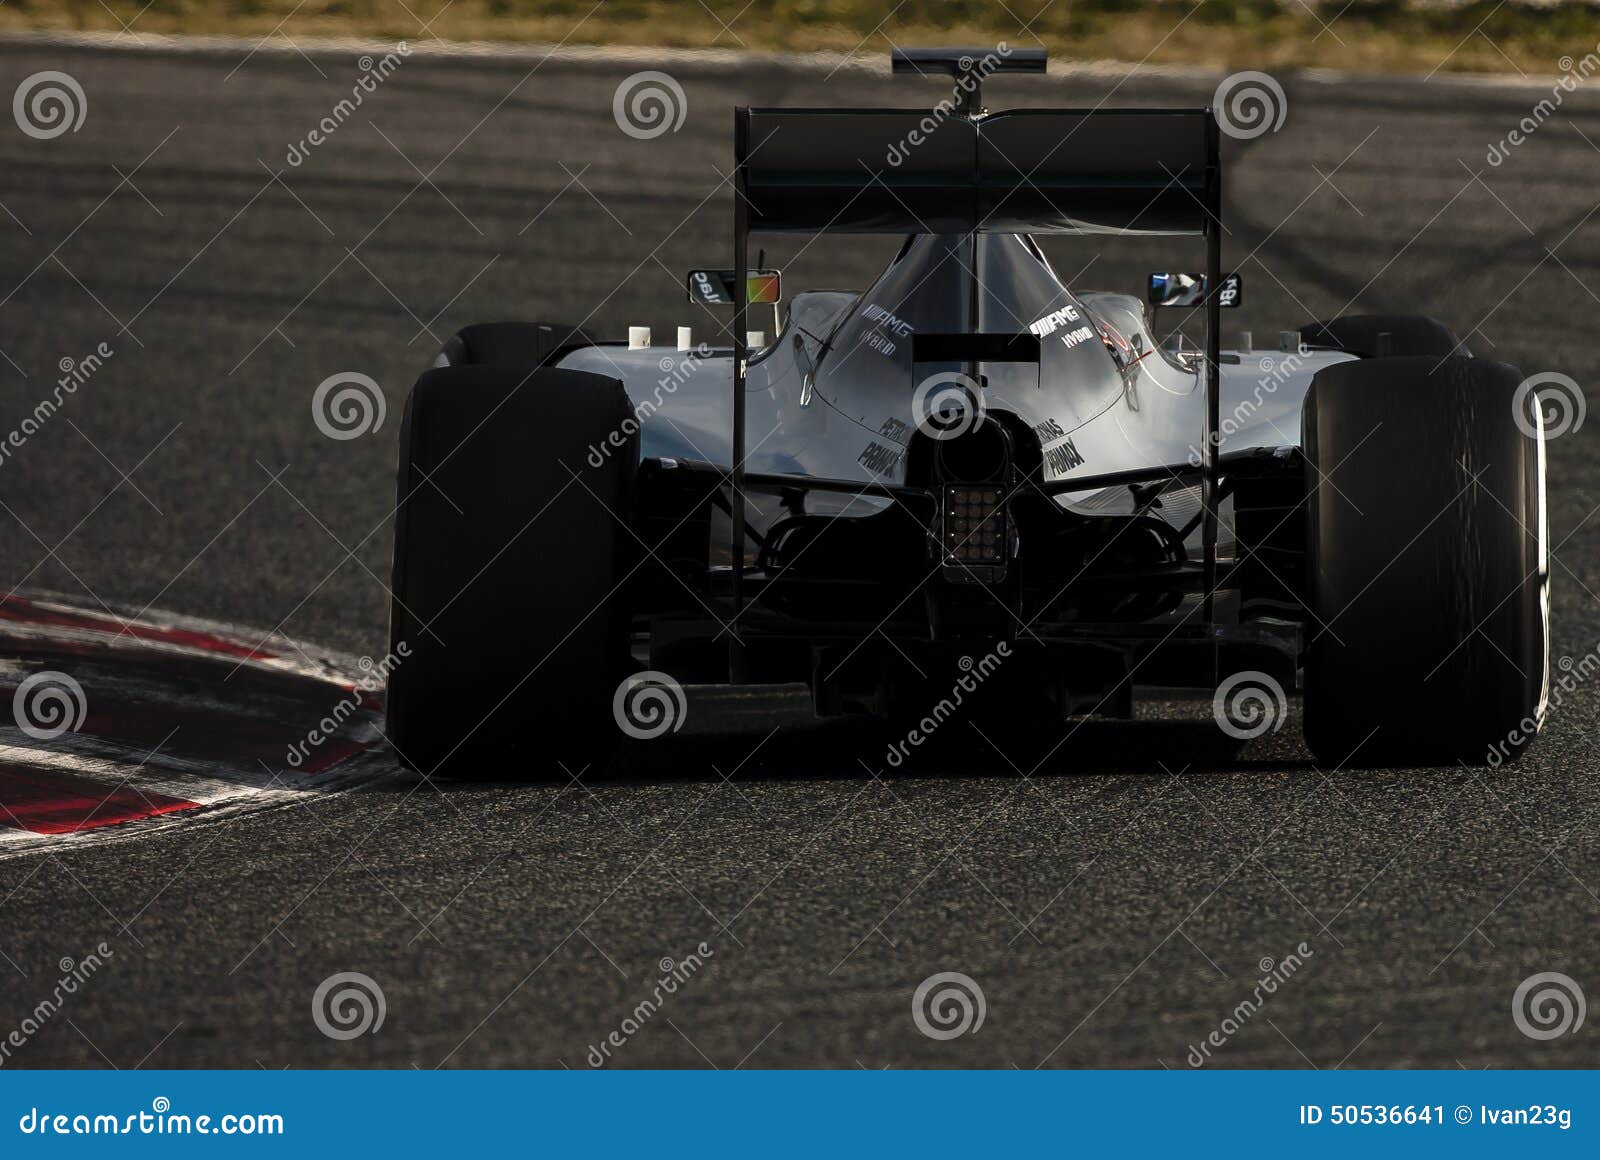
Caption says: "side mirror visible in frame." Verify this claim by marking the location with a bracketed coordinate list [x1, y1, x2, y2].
[1148, 271, 1242, 308]
[686, 269, 782, 306]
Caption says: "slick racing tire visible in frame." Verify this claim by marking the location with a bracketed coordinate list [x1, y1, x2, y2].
[434, 321, 595, 369]
[1302, 355, 1548, 768]
[386, 365, 638, 778]
[1299, 314, 1461, 359]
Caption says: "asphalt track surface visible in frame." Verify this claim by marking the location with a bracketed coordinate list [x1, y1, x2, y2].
[1, 37, 1598, 1069]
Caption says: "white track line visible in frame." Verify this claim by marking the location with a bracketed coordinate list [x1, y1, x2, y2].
[0, 591, 400, 859]
[0, 748, 395, 861]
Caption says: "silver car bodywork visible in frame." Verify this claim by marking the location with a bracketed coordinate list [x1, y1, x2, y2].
[556, 232, 1354, 553]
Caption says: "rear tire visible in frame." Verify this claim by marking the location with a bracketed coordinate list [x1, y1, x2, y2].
[434, 321, 595, 369]
[1302, 355, 1547, 767]
[386, 365, 637, 778]
[1299, 314, 1461, 359]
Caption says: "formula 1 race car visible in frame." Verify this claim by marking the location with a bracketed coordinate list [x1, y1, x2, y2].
[385, 48, 1548, 776]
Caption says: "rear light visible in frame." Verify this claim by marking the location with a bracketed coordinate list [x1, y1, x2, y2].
[941, 483, 1007, 580]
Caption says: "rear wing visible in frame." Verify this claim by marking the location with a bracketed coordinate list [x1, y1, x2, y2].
[736, 107, 1218, 236]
